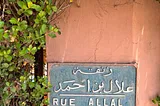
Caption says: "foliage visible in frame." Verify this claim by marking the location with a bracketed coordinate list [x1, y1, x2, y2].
[0, 0, 72, 105]
[152, 96, 160, 106]
[152, 1, 160, 105]
[2, 74, 51, 106]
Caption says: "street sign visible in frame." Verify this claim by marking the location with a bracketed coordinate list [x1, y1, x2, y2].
[49, 64, 136, 106]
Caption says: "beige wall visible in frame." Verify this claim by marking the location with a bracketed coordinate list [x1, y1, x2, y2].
[47, 0, 160, 105]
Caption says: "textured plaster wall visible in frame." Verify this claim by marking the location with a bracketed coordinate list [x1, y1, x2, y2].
[133, 0, 160, 106]
[47, 0, 134, 63]
[47, 0, 160, 105]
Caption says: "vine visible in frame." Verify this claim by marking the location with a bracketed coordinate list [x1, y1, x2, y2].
[0, 0, 73, 105]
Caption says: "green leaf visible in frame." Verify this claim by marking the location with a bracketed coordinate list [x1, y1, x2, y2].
[29, 82, 35, 88]
[53, 28, 59, 33]
[11, 87, 16, 93]
[0, 51, 3, 56]
[22, 83, 27, 91]
[9, 18, 17, 24]
[34, 18, 40, 24]
[25, 9, 33, 15]
[41, 16, 47, 23]
[20, 76, 25, 82]
[152, 99, 157, 104]
[40, 24, 47, 35]
[9, 65, 14, 72]
[52, 6, 57, 12]
[28, 44, 32, 51]
[49, 33, 56, 38]
[3, 33, 9, 39]
[16, 42, 21, 50]
[6, 82, 10, 86]
[7, 55, 12, 62]
[18, 9, 24, 15]
[49, 25, 54, 31]
[46, 5, 52, 15]
[0, 57, 3, 63]
[18, 1, 28, 9]
[38, 11, 46, 17]
[20, 21, 28, 30]
[5, 10, 11, 14]
[31, 47, 37, 55]
[2, 63, 9, 68]
[0, 29, 4, 35]
[35, 84, 41, 90]
[32, 0, 36, 2]
[31, 4, 41, 11]
[27, 1, 33, 8]
[0, 33, 3, 41]
[7, 50, 11, 54]
[0, 20, 4, 28]
[19, 48, 28, 56]
[3, 51, 7, 55]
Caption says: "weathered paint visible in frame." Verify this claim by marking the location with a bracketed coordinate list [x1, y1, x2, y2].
[47, 0, 160, 106]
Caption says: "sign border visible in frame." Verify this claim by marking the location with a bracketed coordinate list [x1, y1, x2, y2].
[47, 63, 137, 106]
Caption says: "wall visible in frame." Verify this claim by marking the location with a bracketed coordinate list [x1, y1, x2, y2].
[47, 0, 134, 63]
[47, 0, 160, 105]
[133, 0, 160, 105]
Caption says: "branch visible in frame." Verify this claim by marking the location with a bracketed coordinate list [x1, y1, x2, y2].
[13, 3, 18, 12]
[48, 4, 71, 23]
[49, 1, 71, 23]
[57, 3, 71, 14]
[1, 0, 6, 20]
[6, 0, 17, 18]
